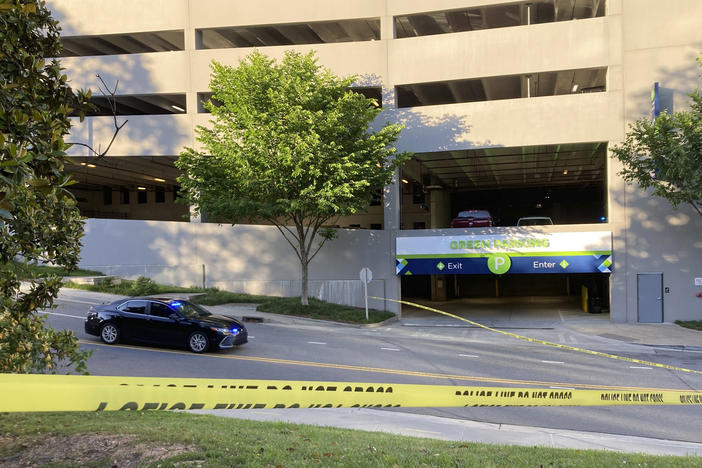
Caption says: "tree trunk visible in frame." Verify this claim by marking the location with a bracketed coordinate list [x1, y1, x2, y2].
[300, 257, 309, 306]
[296, 221, 311, 306]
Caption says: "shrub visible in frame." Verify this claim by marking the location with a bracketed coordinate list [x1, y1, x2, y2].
[129, 276, 159, 296]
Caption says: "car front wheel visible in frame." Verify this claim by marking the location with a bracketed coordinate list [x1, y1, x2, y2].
[188, 331, 209, 353]
[100, 323, 120, 345]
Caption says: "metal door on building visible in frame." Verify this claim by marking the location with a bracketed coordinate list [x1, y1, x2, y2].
[637, 273, 663, 323]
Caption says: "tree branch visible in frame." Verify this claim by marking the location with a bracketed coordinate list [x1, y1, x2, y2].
[308, 217, 334, 263]
[270, 221, 302, 262]
[67, 74, 127, 159]
[689, 201, 702, 218]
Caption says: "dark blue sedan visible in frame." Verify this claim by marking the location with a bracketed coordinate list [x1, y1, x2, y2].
[85, 297, 247, 353]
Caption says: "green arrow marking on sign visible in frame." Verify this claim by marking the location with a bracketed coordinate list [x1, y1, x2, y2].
[560, 260, 569, 269]
[436, 261, 445, 271]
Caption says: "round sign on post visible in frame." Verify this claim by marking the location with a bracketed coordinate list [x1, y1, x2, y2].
[359, 268, 372, 321]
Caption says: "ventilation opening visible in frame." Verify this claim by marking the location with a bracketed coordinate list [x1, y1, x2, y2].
[396, 68, 606, 108]
[59, 30, 184, 57]
[197, 18, 380, 49]
[395, 0, 606, 39]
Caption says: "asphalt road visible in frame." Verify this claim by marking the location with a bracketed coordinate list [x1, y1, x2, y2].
[45, 292, 702, 444]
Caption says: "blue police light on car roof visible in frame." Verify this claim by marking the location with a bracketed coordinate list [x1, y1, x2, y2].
[170, 301, 183, 308]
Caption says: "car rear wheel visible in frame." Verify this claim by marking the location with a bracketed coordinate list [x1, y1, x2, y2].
[100, 323, 120, 345]
[188, 331, 209, 353]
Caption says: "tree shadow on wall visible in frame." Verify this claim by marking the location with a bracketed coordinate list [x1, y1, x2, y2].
[609, 52, 702, 273]
[356, 73, 495, 153]
[49, 2, 190, 221]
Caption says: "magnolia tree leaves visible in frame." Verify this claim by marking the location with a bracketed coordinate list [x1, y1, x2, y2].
[0, 1, 91, 373]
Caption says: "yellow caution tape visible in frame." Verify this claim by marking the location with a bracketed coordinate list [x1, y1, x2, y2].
[1, 374, 701, 412]
[368, 297, 702, 376]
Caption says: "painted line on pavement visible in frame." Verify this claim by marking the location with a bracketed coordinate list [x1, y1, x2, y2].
[76, 339, 696, 393]
[57, 298, 104, 306]
[40, 311, 85, 320]
[630, 366, 653, 370]
[541, 360, 566, 364]
[459, 354, 479, 358]
[307, 341, 326, 345]
[381, 347, 401, 351]
[401, 428, 442, 435]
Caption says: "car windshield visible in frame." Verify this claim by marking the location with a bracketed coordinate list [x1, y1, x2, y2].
[519, 218, 552, 225]
[458, 210, 490, 218]
[167, 300, 211, 318]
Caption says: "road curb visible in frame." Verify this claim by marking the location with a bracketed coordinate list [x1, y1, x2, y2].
[228, 309, 400, 329]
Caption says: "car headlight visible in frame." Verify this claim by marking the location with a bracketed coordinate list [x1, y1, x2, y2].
[210, 327, 240, 335]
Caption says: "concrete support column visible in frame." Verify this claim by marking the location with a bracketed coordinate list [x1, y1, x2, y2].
[429, 188, 449, 229]
[380, 13, 394, 41]
[384, 169, 401, 316]
[429, 187, 449, 301]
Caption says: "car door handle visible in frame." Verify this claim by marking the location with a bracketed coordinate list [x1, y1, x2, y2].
[656, 297, 662, 300]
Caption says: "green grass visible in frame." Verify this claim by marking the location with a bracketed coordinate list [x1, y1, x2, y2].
[257, 297, 395, 324]
[63, 278, 203, 297]
[675, 320, 702, 331]
[0, 411, 698, 467]
[13, 260, 104, 278]
[191, 289, 272, 305]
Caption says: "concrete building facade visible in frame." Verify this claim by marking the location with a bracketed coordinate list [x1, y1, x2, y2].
[48, 0, 702, 322]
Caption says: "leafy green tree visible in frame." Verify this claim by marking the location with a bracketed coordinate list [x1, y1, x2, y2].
[176, 51, 409, 305]
[611, 56, 702, 217]
[0, 0, 91, 373]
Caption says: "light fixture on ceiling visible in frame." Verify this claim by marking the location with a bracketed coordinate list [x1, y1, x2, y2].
[171, 105, 185, 112]
[425, 185, 443, 190]
[80, 162, 87, 166]
[563, 169, 568, 175]
[401, 178, 409, 184]
[137, 186, 147, 191]
[571, 84, 579, 93]
[86, 163, 96, 168]
[153, 177, 166, 183]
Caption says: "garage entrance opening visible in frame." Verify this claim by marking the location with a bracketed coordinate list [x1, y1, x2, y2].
[397, 230, 612, 319]
[399, 142, 608, 230]
[402, 273, 609, 314]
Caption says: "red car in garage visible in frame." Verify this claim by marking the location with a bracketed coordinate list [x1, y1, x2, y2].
[449, 210, 493, 228]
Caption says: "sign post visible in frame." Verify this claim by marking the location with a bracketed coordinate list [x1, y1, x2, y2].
[359, 267, 373, 321]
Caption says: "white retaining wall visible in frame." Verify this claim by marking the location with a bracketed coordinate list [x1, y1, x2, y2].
[79, 218, 393, 310]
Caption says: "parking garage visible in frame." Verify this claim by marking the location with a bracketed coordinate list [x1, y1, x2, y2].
[397, 141, 611, 313]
